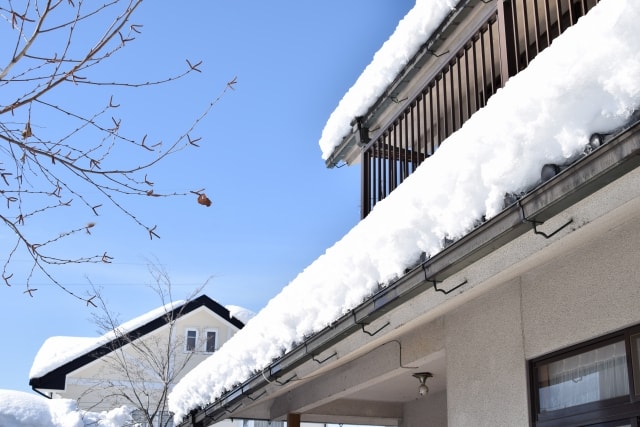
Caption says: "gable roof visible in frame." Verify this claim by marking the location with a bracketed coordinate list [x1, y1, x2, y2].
[29, 295, 245, 391]
[168, 0, 640, 422]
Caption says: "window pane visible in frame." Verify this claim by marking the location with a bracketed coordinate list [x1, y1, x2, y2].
[206, 331, 216, 353]
[186, 330, 197, 351]
[537, 341, 629, 412]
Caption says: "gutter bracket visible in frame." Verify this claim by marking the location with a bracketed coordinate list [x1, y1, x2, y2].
[353, 311, 390, 336]
[246, 390, 266, 401]
[274, 373, 297, 386]
[519, 202, 573, 239]
[432, 278, 468, 295]
[312, 351, 338, 364]
[422, 264, 468, 295]
[225, 403, 242, 414]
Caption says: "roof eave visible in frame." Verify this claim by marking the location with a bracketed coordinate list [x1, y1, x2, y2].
[183, 118, 640, 426]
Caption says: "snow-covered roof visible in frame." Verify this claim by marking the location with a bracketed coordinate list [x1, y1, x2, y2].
[169, 0, 640, 421]
[226, 305, 256, 324]
[30, 295, 247, 382]
[30, 300, 184, 380]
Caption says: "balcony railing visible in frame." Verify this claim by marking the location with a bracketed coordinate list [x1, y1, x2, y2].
[361, 0, 600, 218]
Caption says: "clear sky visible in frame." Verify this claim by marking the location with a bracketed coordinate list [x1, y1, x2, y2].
[1, 1, 415, 394]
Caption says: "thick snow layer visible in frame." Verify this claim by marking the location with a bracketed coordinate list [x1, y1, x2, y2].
[0, 390, 131, 427]
[318, 0, 461, 161]
[170, 0, 640, 421]
[226, 305, 256, 324]
[29, 300, 185, 379]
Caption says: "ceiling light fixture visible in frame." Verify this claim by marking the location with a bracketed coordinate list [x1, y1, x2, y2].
[412, 372, 433, 396]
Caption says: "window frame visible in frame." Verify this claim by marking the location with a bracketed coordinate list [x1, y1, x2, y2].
[529, 325, 640, 427]
[184, 328, 198, 353]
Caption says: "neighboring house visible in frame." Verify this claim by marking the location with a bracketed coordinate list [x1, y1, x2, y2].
[169, 1, 640, 427]
[29, 295, 247, 426]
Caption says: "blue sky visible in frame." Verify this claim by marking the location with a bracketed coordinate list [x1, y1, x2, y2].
[2, 1, 414, 394]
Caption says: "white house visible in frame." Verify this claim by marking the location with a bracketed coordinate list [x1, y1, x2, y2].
[29, 295, 250, 426]
[168, 1, 640, 426]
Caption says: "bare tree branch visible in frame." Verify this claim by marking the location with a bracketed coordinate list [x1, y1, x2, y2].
[0, 0, 233, 302]
[83, 268, 206, 426]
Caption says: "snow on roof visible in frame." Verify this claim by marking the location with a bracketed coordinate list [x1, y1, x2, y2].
[318, 0, 461, 161]
[29, 300, 185, 380]
[0, 389, 131, 427]
[169, 0, 640, 421]
[226, 305, 256, 324]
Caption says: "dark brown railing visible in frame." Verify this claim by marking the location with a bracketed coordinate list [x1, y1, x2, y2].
[361, 0, 600, 218]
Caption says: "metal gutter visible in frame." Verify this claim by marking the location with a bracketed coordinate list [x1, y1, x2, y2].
[182, 121, 640, 427]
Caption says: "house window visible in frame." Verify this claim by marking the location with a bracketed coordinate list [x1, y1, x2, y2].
[530, 325, 640, 426]
[205, 330, 217, 353]
[185, 329, 197, 352]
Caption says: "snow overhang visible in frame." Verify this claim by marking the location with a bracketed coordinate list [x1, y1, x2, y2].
[324, 0, 481, 168]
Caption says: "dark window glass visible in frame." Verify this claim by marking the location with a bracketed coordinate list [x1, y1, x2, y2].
[186, 329, 197, 352]
[205, 331, 217, 353]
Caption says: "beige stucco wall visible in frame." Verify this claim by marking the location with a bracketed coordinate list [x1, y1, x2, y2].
[445, 279, 529, 426]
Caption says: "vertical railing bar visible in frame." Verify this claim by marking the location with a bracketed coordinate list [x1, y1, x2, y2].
[399, 116, 403, 184]
[403, 109, 409, 180]
[464, 47, 472, 120]
[421, 90, 428, 160]
[511, 0, 521, 71]
[396, 123, 400, 191]
[567, 0, 574, 26]
[543, 0, 551, 47]
[391, 124, 395, 193]
[410, 101, 416, 174]
[456, 55, 464, 130]
[480, 28, 487, 107]
[487, 23, 496, 98]
[375, 140, 380, 205]
[396, 119, 401, 188]
[441, 71, 449, 140]
[555, 0, 562, 35]
[497, 0, 518, 84]
[435, 77, 441, 148]
[471, 40, 479, 113]
[447, 63, 456, 136]
[371, 142, 376, 212]
[381, 138, 386, 202]
[490, 19, 502, 93]
[361, 149, 369, 218]
[521, 0, 531, 66]
[428, 86, 435, 156]
[390, 125, 396, 193]
[532, 0, 541, 55]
